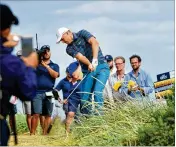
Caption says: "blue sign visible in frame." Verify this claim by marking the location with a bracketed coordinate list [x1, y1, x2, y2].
[157, 72, 170, 81]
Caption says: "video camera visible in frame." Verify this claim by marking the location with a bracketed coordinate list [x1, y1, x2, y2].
[35, 45, 50, 64]
[35, 34, 50, 64]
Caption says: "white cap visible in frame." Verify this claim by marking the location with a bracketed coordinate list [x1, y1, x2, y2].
[56, 27, 69, 44]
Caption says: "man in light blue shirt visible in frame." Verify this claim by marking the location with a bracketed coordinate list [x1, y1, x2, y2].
[122, 55, 155, 100]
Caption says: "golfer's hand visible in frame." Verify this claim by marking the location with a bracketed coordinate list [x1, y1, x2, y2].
[92, 58, 98, 70]
[88, 63, 94, 72]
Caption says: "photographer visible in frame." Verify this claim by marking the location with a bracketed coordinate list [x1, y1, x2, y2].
[31, 45, 60, 135]
[0, 4, 38, 146]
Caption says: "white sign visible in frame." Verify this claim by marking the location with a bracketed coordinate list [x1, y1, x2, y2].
[169, 71, 175, 78]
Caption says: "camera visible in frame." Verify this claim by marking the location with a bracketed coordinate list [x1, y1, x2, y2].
[36, 48, 47, 63]
[36, 45, 50, 63]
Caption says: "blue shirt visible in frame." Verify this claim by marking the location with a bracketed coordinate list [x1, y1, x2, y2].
[55, 77, 82, 100]
[0, 37, 37, 116]
[55, 77, 70, 98]
[36, 61, 59, 93]
[66, 30, 105, 72]
[122, 69, 155, 99]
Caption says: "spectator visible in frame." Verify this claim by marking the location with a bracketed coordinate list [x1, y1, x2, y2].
[0, 4, 38, 145]
[56, 27, 110, 115]
[55, 61, 82, 134]
[16, 50, 32, 134]
[104, 55, 116, 75]
[31, 45, 60, 135]
[105, 56, 126, 103]
[122, 55, 155, 100]
[103, 55, 117, 102]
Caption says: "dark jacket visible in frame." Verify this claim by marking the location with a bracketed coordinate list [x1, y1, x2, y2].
[0, 37, 37, 117]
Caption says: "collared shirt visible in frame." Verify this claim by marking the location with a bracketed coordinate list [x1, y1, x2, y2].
[122, 68, 155, 99]
[66, 30, 105, 72]
[104, 72, 126, 103]
[110, 67, 116, 76]
[55, 77, 82, 100]
[36, 61, 59, 93]
[55, 77, 70, 98]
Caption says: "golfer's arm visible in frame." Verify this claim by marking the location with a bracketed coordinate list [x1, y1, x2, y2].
[88, 37, 99, 59]
[75, 53, 91, 66]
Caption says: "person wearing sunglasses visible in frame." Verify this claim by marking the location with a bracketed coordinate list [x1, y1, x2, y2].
[56, 27, 110, 115]
[31, 45, 60, 135]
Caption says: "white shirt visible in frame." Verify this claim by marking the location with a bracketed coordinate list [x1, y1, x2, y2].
[103, 71, 126, 103]
[110, 66, 116, 76]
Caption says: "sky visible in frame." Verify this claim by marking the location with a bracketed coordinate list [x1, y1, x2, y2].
[2, 0, 174, 82]
[2, 0, 174, 116]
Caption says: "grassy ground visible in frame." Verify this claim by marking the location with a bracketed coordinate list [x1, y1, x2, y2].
[9, 97, 173, 146]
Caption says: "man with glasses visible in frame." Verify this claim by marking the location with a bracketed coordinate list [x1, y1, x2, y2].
[105, 56, 126, 103]
[31, 45, 60, 135]
[56, 27, 110, 115]
[122, 55, 155, 100]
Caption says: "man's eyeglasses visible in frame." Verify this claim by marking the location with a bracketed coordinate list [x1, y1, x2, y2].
[131, 62, 138, 65]
[115, 63, 124, 66]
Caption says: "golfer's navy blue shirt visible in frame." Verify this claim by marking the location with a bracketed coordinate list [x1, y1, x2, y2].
[66, 30, 105, 72]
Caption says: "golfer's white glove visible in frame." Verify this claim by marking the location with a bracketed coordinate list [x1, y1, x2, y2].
[92, 58, 98, 70]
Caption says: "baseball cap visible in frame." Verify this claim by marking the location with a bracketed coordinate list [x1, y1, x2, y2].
[56, 27, 69, 44]
[105, 55, 113, 62]
[0, 4, 19, 30]
[66, 61, 79, 77]
[40, 45, 50, 51]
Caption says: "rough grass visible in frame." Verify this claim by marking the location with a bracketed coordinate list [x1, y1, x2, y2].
[9, 97, 171, 146]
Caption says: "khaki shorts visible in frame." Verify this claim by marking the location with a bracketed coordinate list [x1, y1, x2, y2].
[23, 101, 31, 114]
